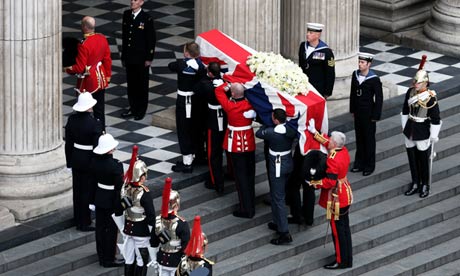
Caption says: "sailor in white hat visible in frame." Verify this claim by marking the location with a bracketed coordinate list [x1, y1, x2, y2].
[90, 133, 125, 268]
[349, 52, 383, 176]
[65, 92, 103, 231]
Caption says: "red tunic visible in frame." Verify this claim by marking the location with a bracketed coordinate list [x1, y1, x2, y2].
[66, 33, 112, 93]
[214, 84, 255, 153]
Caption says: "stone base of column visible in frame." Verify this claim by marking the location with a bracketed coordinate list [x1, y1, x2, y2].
[328, 55, 357, 100]
[151, 107, 176, 131]
[0, 144, 72, 221]
[0, 206, 15, 231]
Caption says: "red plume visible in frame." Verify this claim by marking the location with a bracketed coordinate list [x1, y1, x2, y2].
[184, 216, 205, 257]
[161, 177, 172, 218]
[418, 55, 427, 70]
[123, 145, 139, 184]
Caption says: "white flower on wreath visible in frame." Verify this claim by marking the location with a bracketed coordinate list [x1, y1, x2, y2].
[247, 52, 310, 96]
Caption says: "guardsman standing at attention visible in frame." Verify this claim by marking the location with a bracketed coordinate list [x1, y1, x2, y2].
[121, 0, 156, 121]
[402, 55, 441, 198]
[64, 16, 112, 129]
[65, 92, 103, 231]
[91, 133, 125, 268]
[152, 178, 190, 276]
[298, 22, 335, 99]
[121, 146, 156, 276]
[349, 53, 383, 176]
[308, 120, 353, 270]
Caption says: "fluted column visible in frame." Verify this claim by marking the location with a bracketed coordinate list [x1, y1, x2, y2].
[0, 0, 72, 222]
[424, 0, 460, 46]
[281, 0, 360, 99]
[195, 0, 281, 53]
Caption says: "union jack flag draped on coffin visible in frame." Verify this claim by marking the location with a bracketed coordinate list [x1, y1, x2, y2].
[196, 29, 328, 155]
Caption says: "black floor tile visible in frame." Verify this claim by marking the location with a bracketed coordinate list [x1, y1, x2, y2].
[117, 132, 152, 143]
[393, 67, 418, 78]
[111, 121, 147, 131]
[391, 57, 420, 67]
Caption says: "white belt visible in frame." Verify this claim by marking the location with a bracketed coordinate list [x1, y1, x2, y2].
[409, 114, 428, 123]
[177, 90, 194, 97]
[208, 103, 222, 110]
[228, 124, 252, 131]
[98, 183, 114, 190]
[269, 149, 291, 157]
[74, 143, 93, 150]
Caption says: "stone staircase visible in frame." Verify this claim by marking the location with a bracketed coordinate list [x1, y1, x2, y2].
[1, 85, 460, 275]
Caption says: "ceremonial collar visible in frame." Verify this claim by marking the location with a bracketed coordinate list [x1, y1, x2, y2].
[83, 32, 95, 38]
[355, 69, 378, 82]
[305, 39, 329, 52]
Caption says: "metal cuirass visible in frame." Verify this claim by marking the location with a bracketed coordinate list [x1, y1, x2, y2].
[122, 185, 146, 222]
[155, 215, 182, 253]
[177, 256, 206, 276]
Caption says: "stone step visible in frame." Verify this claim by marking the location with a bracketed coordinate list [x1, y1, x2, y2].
[244, 189, 460, 276]
[60, 262, 123, 276]
[213, 171, 460, 276]
[417, 258, 460, 276]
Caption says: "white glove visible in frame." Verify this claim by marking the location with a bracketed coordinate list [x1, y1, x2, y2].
[430, 137, 439, 143]
[186, 59, 199, 70]
[88, 204, 96, 211]
[307, 118, 317, 134]
[66, 168, 72, 173]
[243, 110, 257, 119]
[212, 79, 224, 87]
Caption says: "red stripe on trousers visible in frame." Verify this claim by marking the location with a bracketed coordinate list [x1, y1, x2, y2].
[330, 215, 342, 264]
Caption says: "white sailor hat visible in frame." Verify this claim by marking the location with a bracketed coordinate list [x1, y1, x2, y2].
[93, 133, 119, 155]
[72, 92, 97, 112]
[358, 52, 375, 62]
[306, 23, 324, 32]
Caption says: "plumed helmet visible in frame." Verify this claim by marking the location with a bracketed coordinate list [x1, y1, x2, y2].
[414, 69, 429, 84]
[169, 190, 181, 213]
[184, 216, 207, 258]
[132, 159, 148, 183]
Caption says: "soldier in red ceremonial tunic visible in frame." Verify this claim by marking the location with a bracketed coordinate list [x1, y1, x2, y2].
[64, 16, 112, 129]
[308, 120, 353, 269]
[215, 82, 256, 218]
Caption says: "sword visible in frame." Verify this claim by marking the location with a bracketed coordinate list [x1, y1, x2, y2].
[429, 142, 436, 187]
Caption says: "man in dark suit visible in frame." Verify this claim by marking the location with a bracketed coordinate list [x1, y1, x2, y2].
[121, 0, 156, 121]
[349, 53, 383, 176]
[91, 133, 124, 268]
[298, 22, 335, 99]
[65, 92, 103, 231]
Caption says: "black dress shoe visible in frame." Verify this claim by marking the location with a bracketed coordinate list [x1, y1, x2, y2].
[102, 259, 125, 267]
[204, 181, 214, 190]
[270, 233, 292, 245]
[404, 184, 419, 196]
[121, 110, 133, 118]
[233, 210, 254, 218]
[78, 225, 95, 232]
[419, 185, 430, 198]
[172, 162, 193, 173]
[134, 115, 145, 121]
[350, 167, 363, 173]
[323, 261, 349, 269]
[267, 222, 278, 232]
[362, 170, 374, 176]
[288, 217, 302, 225]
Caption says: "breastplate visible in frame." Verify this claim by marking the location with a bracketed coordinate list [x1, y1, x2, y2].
[178, 256, 206, 275]
[123, 185, 146, 222]
[155, 216, 182, 253]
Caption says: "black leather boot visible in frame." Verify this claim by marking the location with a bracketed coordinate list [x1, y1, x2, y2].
[404, 147, 419, 196]
[404, 183, 419, 196]
[133, 248, 149, 276]
[417, 147, 431, 198]
[124, 264, 135, 276]
[420, 184, 430, 198]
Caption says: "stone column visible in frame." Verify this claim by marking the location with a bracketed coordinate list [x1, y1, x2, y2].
[195, 0, 281, 53]
[281, 0, 360, 99]
[0, 0, 72, 223]
[424, 0, 460, 46]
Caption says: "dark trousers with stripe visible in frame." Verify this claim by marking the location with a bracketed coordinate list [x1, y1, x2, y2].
[96, 207, 118, 263]
[206, 129, 225, 191]
[126, 64, 149, 118]
[72, 169, 94, 228]
[230, 151, 256, 217]
[330, 206, 353, 266]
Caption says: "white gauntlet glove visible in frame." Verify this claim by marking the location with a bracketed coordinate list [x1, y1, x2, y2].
[243, 110, 257, 119]
[307, 118, 317, 134]
[212, 79, 224, 87]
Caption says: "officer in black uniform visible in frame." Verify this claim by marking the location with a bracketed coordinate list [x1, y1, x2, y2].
[91, 133, 125, 268]
[65, 92, 103, 231]
[120, 146, 156, 276]
[349, 53, 383, 176]
[169, 42, 206, 173]
[298, 22, 335, 98]
[152, 179, 190, 276]
[256, 109, 296, 245]
[193, 62, 227, 194]
[402, 58, 441, 198]
[121, 0, 156, 120]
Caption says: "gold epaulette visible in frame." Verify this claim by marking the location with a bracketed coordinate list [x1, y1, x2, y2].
[314, 132, 328, 145]
[310, 179, 322, 188]
[329, 149, 337, 159]
[140, 184, 149, 192]
[204, 257, 215, 265]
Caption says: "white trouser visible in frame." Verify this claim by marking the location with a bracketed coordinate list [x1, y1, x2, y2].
[159, 264, 176, 276]
[405, 137, 430, 151]
[124, 235, 150, 265]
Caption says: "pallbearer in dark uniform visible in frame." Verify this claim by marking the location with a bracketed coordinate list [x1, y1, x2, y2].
[349, 53, 383, 176]
[176, 216, 214, 276]
[120, 146, 156, 276]
[308, 121, 353, 269]
[298, 22, 335, 98]
[91, 133, 125, 268]
[121, 0, 156, 121]
[215, 82, 256, 218]
[256, 109, 296, 245]
[152, 178, 190, 276]
[169, 42, 206, 173]
[402, 55, 441, 198]
[65, 92, 103, 231]
[193, 62, 227, 194]
[64, 16, 112, 129]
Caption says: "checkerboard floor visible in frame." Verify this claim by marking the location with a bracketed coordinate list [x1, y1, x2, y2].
[62, 0, 460, 178]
